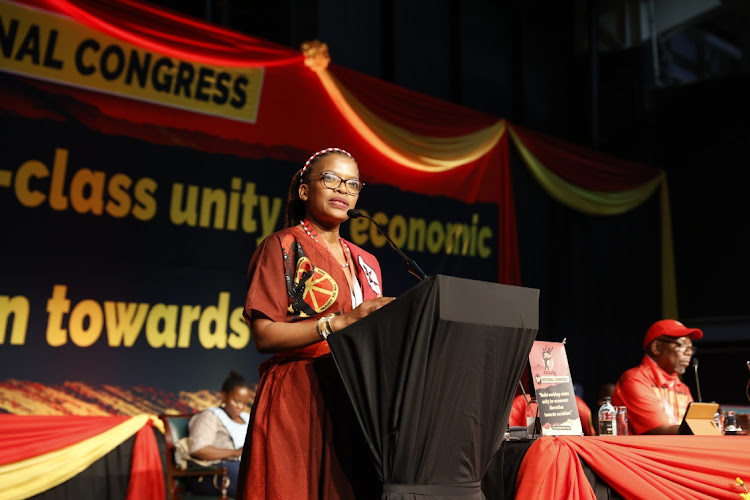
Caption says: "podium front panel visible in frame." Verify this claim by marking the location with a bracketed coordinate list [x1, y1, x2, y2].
[327, 275, 539, 498]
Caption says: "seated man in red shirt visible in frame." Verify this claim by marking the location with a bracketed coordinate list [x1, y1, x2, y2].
[612, 319, 702, 434]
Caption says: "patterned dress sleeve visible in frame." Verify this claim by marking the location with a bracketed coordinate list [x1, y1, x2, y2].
[244, 234, 289, 323]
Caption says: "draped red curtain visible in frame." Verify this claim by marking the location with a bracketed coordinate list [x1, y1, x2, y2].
[19, 0, 302, 67]
[0, 415, 129, 465]
[328, 64, 500, 137]
[126, 423, 166, 500]
[509, 123, 659, 190]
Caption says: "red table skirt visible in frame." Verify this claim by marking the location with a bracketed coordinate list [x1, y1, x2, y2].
[515, 435, 750, 500]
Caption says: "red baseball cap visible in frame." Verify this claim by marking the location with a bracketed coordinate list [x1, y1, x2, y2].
[642, 319, 703, 350]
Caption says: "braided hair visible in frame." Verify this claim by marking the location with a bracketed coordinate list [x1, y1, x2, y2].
[283, 148, 357, 228]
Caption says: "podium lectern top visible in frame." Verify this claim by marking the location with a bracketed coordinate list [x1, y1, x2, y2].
[436, 274, 539, 328]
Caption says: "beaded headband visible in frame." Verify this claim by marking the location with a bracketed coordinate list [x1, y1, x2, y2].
[299, 147, 355, 182]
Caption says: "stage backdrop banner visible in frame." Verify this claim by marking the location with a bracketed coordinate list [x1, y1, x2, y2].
[0, 107, 498, 414]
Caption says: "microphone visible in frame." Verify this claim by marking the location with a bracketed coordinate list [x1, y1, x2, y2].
[691, 358, 702, 403]
[347, 209, 428, 281]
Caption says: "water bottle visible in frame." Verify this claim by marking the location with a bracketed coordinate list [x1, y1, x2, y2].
[598, 397, 617, 435]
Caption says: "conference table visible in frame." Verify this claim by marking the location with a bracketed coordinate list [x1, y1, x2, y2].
[483, 433, 750, 500]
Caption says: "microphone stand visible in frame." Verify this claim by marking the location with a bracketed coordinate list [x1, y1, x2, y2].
[692, 359, 702, 403]
[518, 380, 529, 402]
[347, 209, 428, 281]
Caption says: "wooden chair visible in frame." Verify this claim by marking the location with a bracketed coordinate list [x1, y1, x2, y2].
[159, 414, 230, 500]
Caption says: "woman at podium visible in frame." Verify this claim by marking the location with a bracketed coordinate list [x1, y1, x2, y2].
[236, 148, 393, 500]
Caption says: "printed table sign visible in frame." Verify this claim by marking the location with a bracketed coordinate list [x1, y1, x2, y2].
[528, 340, 583, 436]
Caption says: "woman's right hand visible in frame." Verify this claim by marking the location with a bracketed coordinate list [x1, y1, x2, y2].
[331, 295, 395, 331]
[250, 296, 395, 353]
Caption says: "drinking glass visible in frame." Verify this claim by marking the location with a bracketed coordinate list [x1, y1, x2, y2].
[615, 406, 628, 436]
[723, 410, 738, 433]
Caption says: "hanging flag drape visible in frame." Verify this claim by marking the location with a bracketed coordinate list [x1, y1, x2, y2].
[0, 414, 164, 500]
[508, 124, 678, 318]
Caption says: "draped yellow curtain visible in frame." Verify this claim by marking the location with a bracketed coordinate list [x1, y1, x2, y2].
[508, 125, 678, 318]
[0, 414, 158, 500]
[303, 40, 506, 172]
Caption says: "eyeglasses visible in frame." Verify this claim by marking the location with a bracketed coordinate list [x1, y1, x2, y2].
[313, 172, 364, 195]
[658, 338, 697, 354]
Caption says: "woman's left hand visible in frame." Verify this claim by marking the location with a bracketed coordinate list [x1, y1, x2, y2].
[330, 295, 395, 331]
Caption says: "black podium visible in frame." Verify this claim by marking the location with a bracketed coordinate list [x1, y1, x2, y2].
[327, 275, 539, 499]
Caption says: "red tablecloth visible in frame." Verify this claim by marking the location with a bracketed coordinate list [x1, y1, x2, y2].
[516, 435, 750, 500]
